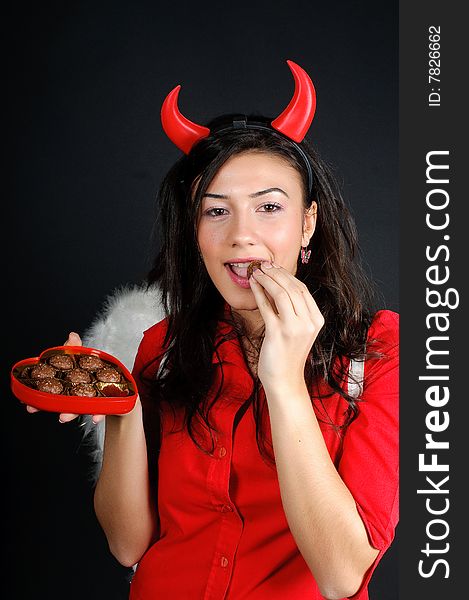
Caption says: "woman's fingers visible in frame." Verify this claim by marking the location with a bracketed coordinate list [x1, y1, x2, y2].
[251, 266, 295, 319]
[27, 407, 105, 423]
[58, 413, 105, 424]
[301, 286, 322, 319]
[64, 331, 82, 346]
[58, 413, 80, 423]
[251, 263, 310, 320]
[249, 276, 278, 326]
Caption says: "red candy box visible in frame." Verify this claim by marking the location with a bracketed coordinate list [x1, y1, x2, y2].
[11, 346, 138, 415]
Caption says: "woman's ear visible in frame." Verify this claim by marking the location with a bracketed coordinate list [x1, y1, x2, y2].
[302, 201, 317, 247]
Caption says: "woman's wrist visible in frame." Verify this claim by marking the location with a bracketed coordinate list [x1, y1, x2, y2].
[262, 379, 310, 404]
[105, 396, 142, 428]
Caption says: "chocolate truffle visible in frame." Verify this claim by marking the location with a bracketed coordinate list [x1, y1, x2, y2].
[66, 368, 91, 384]
[36, 377, 64, 394]
[19, 366, 31, 379]
[247, 260, 262, 279]
[96, 367, 121, 383]
[49, 354, 74, 370]
[70, 383, 97, 397]
[78, 355, 104, 371]
[31, 363, 56, 379]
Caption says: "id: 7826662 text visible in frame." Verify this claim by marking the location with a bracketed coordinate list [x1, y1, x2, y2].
[428, 25, 441, 107]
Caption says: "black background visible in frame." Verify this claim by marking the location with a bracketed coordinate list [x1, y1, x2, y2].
[4, 1, 398, 598]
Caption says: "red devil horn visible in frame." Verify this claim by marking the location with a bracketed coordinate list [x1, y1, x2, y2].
[271, 60, 316, 143]
[161, 85, 210, 154]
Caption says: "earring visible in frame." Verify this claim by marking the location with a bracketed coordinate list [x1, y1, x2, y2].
[301, 246, 311, 264]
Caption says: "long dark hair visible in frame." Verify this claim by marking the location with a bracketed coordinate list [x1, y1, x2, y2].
[143, 114, 380, 464]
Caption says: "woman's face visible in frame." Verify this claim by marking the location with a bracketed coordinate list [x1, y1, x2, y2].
[197, 151, 316, 313]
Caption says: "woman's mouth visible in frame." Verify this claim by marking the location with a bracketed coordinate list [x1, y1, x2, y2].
[229, 263, 249, 277]
[224, 262, 257, 289]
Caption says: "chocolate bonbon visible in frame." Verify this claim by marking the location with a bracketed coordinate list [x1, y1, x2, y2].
[66, 368, 92, 384]
[70, 383, 97, 397]
[48, 354, 74, 370]
[36, 377, 64, 394]
[247, 260, 262, 279]
[30, 363, 56, 379]
[96, 367, 121, 383]
[78, 355, 105, 371]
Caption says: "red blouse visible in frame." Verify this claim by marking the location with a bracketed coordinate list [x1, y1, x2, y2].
[129, 310, 399, 600]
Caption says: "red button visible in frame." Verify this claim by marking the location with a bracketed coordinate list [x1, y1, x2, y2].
[218, 446, 227, 458]
[220, 556, 229, 567]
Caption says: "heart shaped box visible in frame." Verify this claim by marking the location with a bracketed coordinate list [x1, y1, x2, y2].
[11, 346, 138, 415]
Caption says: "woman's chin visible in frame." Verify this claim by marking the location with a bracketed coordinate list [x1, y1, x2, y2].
[222, 291, 259, 312]
[229, 299, 259, 312]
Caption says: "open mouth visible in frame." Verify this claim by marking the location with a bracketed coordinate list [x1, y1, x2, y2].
[224, 260, 266, 289]
[226, 262, 250, 279]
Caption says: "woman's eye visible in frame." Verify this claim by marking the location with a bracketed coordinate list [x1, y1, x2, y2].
[204, 207, 228, 217]
[259, 203, 282, 213]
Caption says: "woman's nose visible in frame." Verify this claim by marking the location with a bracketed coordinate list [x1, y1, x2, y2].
[228, 212, 258, 246]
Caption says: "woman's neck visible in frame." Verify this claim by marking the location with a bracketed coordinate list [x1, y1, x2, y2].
[230, 307, 264, 340]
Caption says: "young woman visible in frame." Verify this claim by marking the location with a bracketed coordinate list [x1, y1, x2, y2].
[27, 61, 398, 599]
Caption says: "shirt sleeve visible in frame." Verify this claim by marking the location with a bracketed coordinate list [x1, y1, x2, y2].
[337, 310, 399, 598]
[131, 318, 169, 393]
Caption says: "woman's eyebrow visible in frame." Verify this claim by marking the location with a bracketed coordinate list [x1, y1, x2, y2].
[249, 187, 289, 198]
[203, 187, 289, 199]
[203, 192, 229, 199]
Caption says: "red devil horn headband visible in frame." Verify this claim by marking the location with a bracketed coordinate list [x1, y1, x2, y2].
[161, 60, 317, 154]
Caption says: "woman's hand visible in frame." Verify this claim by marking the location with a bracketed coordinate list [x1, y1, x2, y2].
[249, 262, 324, 394]
[25, 332, 105, 424]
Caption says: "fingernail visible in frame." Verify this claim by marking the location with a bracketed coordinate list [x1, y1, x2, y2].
[59, 418, 65, 423]
[261, 261, 273, 269]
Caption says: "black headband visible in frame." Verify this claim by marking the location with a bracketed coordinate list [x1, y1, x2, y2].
[213, 117, 314, 196]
